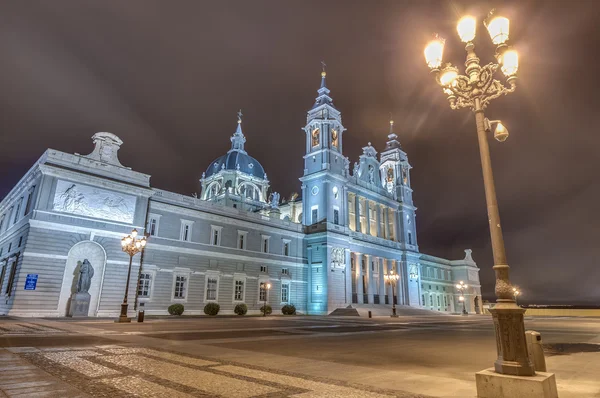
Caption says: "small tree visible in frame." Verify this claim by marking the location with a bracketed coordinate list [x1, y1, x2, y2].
[260, 304, 272, 315]
[168, 304, 184, 316]
[234, 303, 248, 315]
[204, 302, 220, 316]
[281, 304, 296, 315]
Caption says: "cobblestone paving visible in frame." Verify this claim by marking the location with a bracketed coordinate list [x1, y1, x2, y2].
[0, 323, 66, 335]
[8, 345, 427, 398]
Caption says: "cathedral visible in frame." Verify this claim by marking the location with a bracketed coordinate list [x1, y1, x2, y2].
[0, 70, 481, 317]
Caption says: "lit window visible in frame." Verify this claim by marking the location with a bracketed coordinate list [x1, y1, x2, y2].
[331, 129, 338, 148]
[281, 283, 289, 303]
[174, 275, 187, 299]
[259, 282, 269, 301]
[312, 128, 320, 147]
[206, 277, 218, 301]
[138, 273, 152, 298]
[234, 280, 244, 301]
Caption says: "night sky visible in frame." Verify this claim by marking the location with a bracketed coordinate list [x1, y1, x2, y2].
[1, 1, 598, 304]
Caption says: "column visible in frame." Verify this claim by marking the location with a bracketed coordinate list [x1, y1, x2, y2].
[366, 254, 374, 304]
[393, 209, 400, 242]
[376, 204, 382, 238]
[378, 258, 386, 301]
[354, 195, 360, 233]
[365, 200, 371, 236]
[344, 249, 352, 304]
[383, 207, 389, 239]
[396, 260, 404, 306]
[355, 253, 364, 304]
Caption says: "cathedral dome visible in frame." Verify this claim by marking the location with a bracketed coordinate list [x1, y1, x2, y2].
[205, 151, 265, 179]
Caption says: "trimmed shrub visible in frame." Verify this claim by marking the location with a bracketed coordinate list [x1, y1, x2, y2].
[168, 304, 184, 316]
[234, 303, 248, 316]
[281, 304, 296, 315]
[260, 304, 272, 315]
[204, 302, 220, 316]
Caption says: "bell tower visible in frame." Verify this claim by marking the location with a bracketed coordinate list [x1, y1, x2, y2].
[379, 119, 418, 248]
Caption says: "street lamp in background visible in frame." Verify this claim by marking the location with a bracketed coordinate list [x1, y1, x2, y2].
[424, 10, 535, 376]
[384, 271, 400, 317]
[513, 287, 521, 306]
[117, 229, 147, 323]
[262, 282, 271, 317]
[456, 281, 468, 316]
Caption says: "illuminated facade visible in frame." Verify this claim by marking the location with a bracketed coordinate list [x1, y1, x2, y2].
[0, 71, 481, 317]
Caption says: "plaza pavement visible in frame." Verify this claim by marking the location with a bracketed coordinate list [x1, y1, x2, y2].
[0, 314, 599, 397]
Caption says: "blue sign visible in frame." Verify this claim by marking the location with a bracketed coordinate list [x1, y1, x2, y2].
[24, 274, 38, 291]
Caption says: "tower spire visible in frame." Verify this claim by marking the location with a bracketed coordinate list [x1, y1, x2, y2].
[229, 109, 247, 153]
[312, 62, 335, 110]
[320, 61, 327, 88]
[384, 114, 401, 150]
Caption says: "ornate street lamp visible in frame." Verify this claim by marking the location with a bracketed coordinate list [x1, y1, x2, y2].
[455, 281, 468, 316]
[262, 282, 271, 317]
[513, 287, 521, 306]
[384, 271, 400, 317]
[424, 10, 535, 376]
[117, 229, 147, 323]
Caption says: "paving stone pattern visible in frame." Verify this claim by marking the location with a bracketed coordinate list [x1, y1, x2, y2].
[7, 345, 426, 397]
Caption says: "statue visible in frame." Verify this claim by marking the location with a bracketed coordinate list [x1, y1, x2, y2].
[353, 162, 360, 177]
[270, 192, 280, 208]
[76, 259, 94, 293]
[368, 165, 375, 184]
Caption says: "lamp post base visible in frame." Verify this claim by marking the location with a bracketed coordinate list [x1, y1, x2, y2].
[476, 368, 557, 398]
[116, 303, 131, 323]
[489, 301, 535, 376]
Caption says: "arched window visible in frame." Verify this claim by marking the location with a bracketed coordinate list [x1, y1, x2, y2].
[312, 128, 320, 147]
[331, 129, 338, 148]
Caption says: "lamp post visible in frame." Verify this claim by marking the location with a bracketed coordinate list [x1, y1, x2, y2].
[384, 271, 400, 317]
[117, 229, 147, 323]
[513, 287, 521, 306]
[456, 281, 468, 316]
[262, 282, 271, 317]
[424, 11, 535, 376]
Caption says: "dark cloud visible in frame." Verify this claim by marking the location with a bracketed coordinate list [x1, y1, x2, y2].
[1, 0, 598, 304]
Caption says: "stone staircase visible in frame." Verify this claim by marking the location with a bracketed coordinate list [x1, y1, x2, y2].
[329, 304, 446, 317]
[328, 306, 360, 316]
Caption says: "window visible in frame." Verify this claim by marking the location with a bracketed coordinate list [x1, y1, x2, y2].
[148, 215, 161, 237]
[180, 220, 193, 242]
[234, 280, 244, 301]
[0, 264, 6, 291]
[422, 294, 425, 305]
[437, 296, 441, 307]
[260, 265, 268, 273]
[371, 260, 375, 271]
[333, 208, 339, 225]
[5, 260, 17, 296]
[283, 240, 290, 256]
[137, 273, 152, 298]
[408, 232, 413, 245]
[311, 128, 320, 147]
[444, 296, 448, 307]
[13, 198, 23, 224]
[24, 187, 35, 216]
[311, 207, 318, 224]
[281, 283, 289, 303]
[261, 236, 270, 253]
[206, 277, 218, 301]
[238, 231, 247, 250]
[259, 282, 269, 301]
[8, 243, 12, 253]
[282, 268, 289, 275]
[0, 248, 3, 257]
[18, 237, 22, 248]
[429, 295, 433, 306]
[174, 275, 187, 299]
[331, 129, 338, 148]
[0, 214, 4, 232]
[211, 225, 222, 246]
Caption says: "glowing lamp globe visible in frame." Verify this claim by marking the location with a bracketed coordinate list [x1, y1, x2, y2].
[500, 49, 519, 76]
[485, 15, 510, 44]
[457, 16, 477, 43]
[439, 68, 458, 86]
[131, 229, 138, 238]
[494, 122, 509, 142]
[424, 38, 445, 69]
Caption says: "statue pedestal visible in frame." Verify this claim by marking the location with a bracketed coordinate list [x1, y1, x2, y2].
[69, 292, 91, 317]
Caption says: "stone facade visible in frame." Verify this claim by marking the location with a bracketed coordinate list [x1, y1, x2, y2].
[0, 72, 481, 317]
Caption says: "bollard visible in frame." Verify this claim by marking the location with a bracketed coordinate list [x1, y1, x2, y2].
[137, 303, 145, 323]
[525, 330, 547, 372]
[368, 310, 372, 318]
